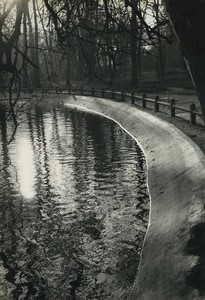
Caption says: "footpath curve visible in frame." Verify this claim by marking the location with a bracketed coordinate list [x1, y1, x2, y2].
[65, 95, 205, 300]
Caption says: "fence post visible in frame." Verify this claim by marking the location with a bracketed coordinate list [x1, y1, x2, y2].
[121, 89, 124, 101]
[155, 95, 159, 112]
[112, 88, 115, 99]
[190, 103, 196, 125]
[102, 88, 104, 98]
[80, 86, 83, 95]
[142, 93, 146, 108]
[131, 91, 135, 104]
[170, 99, 175, 117]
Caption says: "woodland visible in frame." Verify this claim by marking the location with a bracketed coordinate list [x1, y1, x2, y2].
[0, 0, 204, 134]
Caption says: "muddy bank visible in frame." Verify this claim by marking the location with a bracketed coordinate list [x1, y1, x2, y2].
[65, 95, 205, 300]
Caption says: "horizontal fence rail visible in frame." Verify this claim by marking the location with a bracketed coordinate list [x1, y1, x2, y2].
[0, 86, 203, 126]
[50, 86, 202, 126]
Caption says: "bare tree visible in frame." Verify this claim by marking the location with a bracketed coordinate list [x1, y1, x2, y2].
[154, 0, 165, 78]
[163, 0, 205, 122]
[0, 0, 39, 142]
[31, 0, 41, 87]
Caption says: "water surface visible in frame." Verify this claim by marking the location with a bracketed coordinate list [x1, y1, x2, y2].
[0, 104, 149, 299]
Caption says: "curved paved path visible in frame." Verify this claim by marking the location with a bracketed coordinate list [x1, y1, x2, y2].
[65, 95, 205, 300]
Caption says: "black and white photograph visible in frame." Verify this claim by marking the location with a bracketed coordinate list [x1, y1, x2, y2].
[0, 0, 205, 299]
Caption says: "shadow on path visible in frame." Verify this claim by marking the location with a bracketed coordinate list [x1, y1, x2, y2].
[185, 222, 205, 296]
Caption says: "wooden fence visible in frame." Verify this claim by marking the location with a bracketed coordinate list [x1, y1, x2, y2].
[0, 86, 202, 126]
[50, 86, 202, 126]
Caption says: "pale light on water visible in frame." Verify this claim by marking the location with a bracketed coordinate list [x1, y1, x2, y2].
[17, 137, 36, 199]
[0, 104, 149, 300]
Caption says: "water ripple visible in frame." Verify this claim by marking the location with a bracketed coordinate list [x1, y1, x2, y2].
[0, 105, 149, 300]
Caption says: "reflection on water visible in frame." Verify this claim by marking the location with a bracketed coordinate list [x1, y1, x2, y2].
[17, 137, 36, 199]
[0, 104, 149, 300]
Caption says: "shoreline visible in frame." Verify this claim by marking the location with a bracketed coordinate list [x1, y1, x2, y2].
[1, 93, 205, 298]
[64, 95, 205, 299]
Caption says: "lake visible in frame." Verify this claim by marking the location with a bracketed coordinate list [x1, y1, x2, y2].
[0, 104, 149, 300]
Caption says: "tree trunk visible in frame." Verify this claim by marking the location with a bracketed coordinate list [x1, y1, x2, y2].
[163, 0, 205, 121]
[32, 0, 41, 88]
[37, 2, 55, 84]
[131, 7, 138, 85]
[137, 21, 143, 77]
[22, 13, 28, 89]
[156, 0, 165, 78]
[66, 46, 71, 87]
